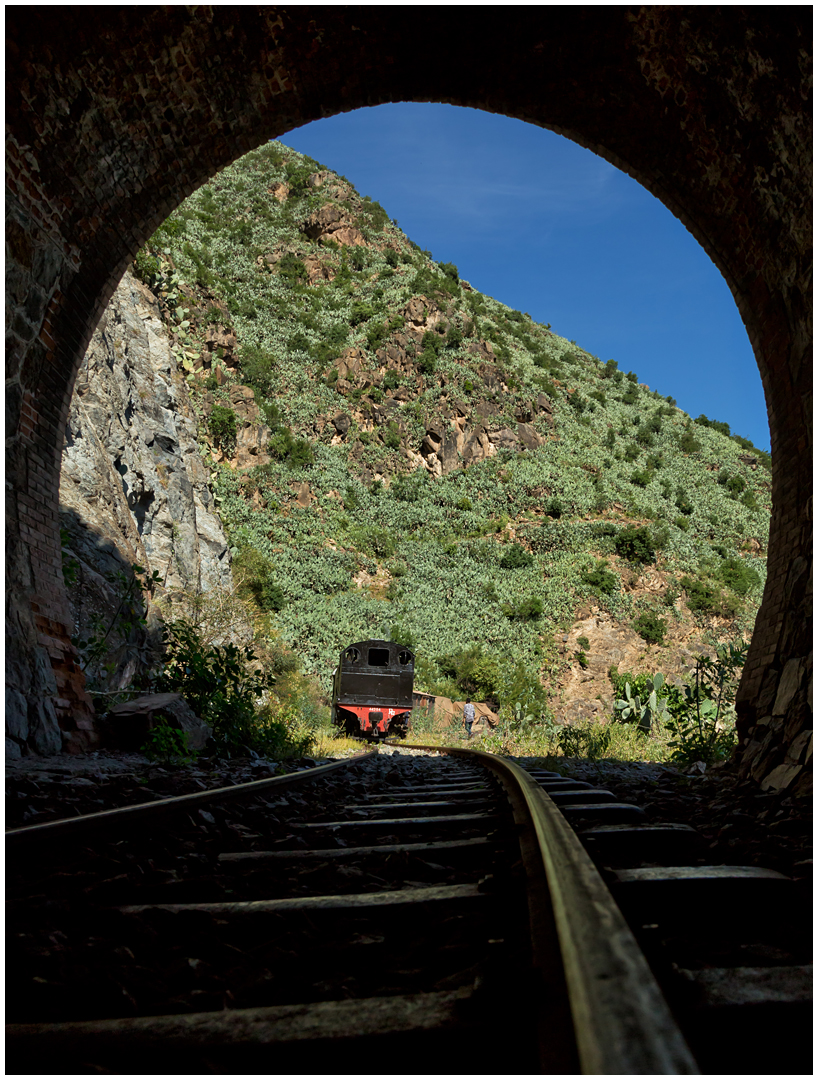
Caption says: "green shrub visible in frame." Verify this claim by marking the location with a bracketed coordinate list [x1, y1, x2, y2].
[445, 324, 463, 349]
[288, 330, 310, 353]
[503, 596, 544, 621]
[391, 472, 428, 503]
[615, 526, 655, 565]
[350, 300, 376, 326]
[418, 348, 437, 375]
[141, 721, 197, 765]
[269, 429, 314, 467]
[154, 620, 276, 753]
[210, 405, 238, 453]
[499, 544, 534, 570]
[679, 429, 701, 454]
[545, 497, 562, 519]
[343, 484, 361, 510]
[675, 489, 694, 516]
[277, 252, 308, 286]
[633, 611, 668, 645]
[695, 413, 731, 437]
[635, 424, 655, 447]
[630, 468, 652, 488]
[680, 575, 721, 614]
[664, 640, 746, 765]
[134, 248, 160, 283]
[558, 721, 612, 761]
[383, 421, 402, 450]
[718, 557, 761, 596]
[348, 525, 396, 559]
[646, 413, 663, 434]
[583, 560, 618, 595]
[437, 645, 500, 706]
[240, 345, 275, 389]
[234, 547, 286, 612]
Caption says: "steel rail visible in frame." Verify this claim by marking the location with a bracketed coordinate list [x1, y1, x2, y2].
[5, 751, 377, 852]
[395, 742, 699, 1074]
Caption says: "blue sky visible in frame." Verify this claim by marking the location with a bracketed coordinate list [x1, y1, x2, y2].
[282, 102, 770, 452]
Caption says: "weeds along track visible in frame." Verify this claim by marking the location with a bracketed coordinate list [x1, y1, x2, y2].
[7, 746, 807, 1073]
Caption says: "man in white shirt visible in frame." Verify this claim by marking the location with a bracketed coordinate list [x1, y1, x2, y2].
[463, 698, 475, 739]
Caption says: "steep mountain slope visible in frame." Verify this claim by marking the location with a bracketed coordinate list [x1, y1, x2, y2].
[129, 140, 771, 716]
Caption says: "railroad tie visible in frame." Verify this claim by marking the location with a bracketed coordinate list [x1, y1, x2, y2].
[117, 881, 488, 916]
[218, 837, 498, 862]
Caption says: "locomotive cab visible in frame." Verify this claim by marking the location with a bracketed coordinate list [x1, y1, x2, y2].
[332, 640, 414, 740]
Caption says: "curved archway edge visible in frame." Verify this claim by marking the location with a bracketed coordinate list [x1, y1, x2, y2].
[6, 8, 811, 787]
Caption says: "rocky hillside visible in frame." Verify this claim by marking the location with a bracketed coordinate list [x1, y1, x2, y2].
[67, 140, 772, 721]
[59, 272, 232, 693]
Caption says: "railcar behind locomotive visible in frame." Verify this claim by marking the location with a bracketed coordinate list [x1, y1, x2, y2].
[331, 640, 414, 739]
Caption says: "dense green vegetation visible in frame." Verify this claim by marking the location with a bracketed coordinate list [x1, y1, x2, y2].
[133, 141, 771, 719]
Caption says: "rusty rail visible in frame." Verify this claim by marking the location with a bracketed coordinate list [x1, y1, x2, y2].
[397, 742, 698, 1074]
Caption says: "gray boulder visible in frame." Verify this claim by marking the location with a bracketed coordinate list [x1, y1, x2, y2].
[105, 692, 212, 751]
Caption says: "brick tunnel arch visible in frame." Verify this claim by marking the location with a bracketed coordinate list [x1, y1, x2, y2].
[6, 8, 811, 789]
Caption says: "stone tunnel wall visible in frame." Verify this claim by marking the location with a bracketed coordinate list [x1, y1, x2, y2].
[5, 8, 811, 782]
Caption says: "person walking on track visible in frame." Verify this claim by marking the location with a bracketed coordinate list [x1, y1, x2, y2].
[463, 698, 475, 739]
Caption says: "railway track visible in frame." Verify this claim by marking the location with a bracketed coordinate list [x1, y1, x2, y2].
[6, 745, 810, 1073]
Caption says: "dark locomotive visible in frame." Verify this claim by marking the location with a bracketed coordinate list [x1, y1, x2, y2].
[331, 639, 414, 739]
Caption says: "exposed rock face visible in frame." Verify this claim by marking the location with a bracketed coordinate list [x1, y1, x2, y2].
[57, 270, 232, 695]
[556, 604, 711, 726]
[301, 204, 366, 246]
[321, 300, 554, 477]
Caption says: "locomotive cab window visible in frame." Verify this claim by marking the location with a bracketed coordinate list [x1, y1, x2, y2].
[368, 648, 390, 666]
[398, 651, 412, 666]
[344, 647, 360, 663]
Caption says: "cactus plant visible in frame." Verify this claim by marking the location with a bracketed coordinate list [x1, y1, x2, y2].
[615, 673, 670, 733]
